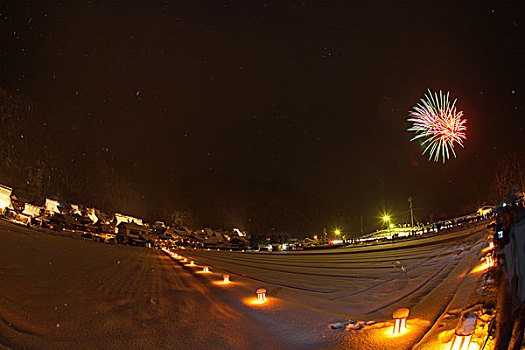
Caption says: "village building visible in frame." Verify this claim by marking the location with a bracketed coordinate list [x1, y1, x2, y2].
[114, 213, 143, 226]
[116, 222, 149, 246]
[45, 198, 60, 215]
[22, 203, 43, 217]
[70, 204, 82, 216]
[85, 208, 99, 224]
[0, 184, 14, 211]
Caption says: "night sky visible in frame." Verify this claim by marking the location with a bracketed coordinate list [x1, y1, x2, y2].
[1, 1, 523, 235]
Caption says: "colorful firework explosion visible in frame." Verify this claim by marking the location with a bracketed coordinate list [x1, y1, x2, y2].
[407, 89, 467, 163]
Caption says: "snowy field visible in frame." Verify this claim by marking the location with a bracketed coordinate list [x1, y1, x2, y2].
[0, 220, 491, 349]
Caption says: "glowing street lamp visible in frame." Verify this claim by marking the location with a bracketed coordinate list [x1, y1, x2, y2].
[189, 260, 195, 266]
[182, 258, 187, 263]
[223, 274, 230, 284]
[451, 312, 477, 350]
[392, 308, 409, 335]
[256, 288, 267, 303]
[202, 266, 209, 273]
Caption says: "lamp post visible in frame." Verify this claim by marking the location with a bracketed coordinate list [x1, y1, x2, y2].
[383, 215, 391, 235]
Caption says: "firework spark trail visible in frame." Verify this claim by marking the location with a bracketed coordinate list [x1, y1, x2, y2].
[408, 89, 467, 163]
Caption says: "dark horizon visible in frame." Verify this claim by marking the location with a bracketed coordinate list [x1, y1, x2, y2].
[1, 1, 524, 236]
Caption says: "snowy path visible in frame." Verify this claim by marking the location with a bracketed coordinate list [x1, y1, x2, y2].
[0, 220, 490, 349]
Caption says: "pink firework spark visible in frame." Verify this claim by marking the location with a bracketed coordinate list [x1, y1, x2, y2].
[408, 89, 467, 163]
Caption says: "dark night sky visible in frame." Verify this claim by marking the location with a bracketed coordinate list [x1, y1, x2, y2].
[1, 1, 523, 235]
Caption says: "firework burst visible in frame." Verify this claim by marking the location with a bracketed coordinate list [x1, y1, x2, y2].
[408, 89, 467, 163]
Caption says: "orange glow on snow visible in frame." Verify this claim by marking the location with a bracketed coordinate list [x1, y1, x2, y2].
[383, 324, 410, 338]
[446, 337, 479, 350]
[243, 296, 272, 307]
[392, 318, 407, 335]
[195, 267, 211, 274]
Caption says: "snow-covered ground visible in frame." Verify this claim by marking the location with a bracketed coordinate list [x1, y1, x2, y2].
[0, 220, 492, 349]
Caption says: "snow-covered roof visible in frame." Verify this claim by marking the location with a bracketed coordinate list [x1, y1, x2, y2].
[0, 184, 14, 210]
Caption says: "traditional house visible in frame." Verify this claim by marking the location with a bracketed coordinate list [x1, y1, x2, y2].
[0, 184, 14, 211]
[22, 203, 43, 217]
[86, 208, 99, 224]
[114, 213, 143, 226]
[116, 222, 149, 246]
[45, 198, 60, 215]
[49, 214, 88, 232]
[70, 204, 82, 216]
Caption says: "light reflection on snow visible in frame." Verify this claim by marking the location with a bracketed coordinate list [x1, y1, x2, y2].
[243, 296, 273, 307]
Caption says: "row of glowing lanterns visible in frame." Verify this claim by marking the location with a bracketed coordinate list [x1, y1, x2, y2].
[162, 248, 268, 304]
[162, 238, 495, 350]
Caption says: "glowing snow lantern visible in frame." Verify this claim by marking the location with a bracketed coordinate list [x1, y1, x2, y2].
[485, 254, 494, 267]
[392, 308, 409, 335]
[223, 274, 230, 284]
[451, 312, 477, 350]
[189, 260, 195, 266]
[203, 266, 209, 273]
[256, 288, 267, 303]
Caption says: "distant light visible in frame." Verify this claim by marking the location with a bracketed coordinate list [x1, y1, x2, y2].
[314, 235, 318, 240]
[389, 224, 394, 228]
[383, 216, 390, 222]
[223, 274, 230, 284]
[256, 288, 267, 303]
[334, 229, 341, 235]
[189, 260, 195, 266]
[203, 266, 209, 273]
[392, 308, 409, 335]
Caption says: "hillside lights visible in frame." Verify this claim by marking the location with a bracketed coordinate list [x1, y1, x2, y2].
[392, 308, 409, 335]
[256, 288, 267, 303]
[451, 312, 477, 350]
[223, 274, 230, 284]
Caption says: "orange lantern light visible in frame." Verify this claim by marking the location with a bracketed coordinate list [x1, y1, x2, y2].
[485, 254, 494, 267]
[189, 260, 195, 266]
[203, 266, 209, 273]
[450, 312, 477, 350]
[223, 274, 230, 284]
[256, 288, 266, 303]
[488, 241, 494, 250]
[392, 308, 409, 335]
